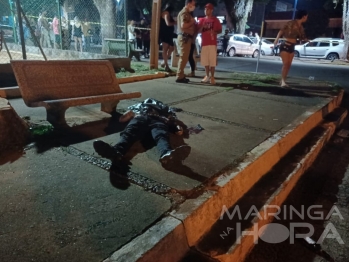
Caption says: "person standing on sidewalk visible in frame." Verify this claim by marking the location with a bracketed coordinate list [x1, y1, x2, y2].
[222, 29, 230, 56]
[52, 15, 60, 49]
[142, 23, 151, 58]
[274, 10, 308, 88]
[159, 4, 176, 73]
[197, 3, 222, 85]
[175, 0, 197, 83]
[186, 11, 199, 77]
[128, 20, 136, 48]
[38, 10, 51, 48]
[72, 16, 83, 52]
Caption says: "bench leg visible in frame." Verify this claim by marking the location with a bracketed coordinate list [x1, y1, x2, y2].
[101, 101, 119, 115]
[46, 106, 68, 128]
[129, 51, 141, 62]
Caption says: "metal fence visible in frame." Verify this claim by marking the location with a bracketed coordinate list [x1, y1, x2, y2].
[0, 0, 152, 64]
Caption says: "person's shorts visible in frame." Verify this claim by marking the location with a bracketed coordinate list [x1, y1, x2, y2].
[200, 45, 217, 67]
[159, 35, 174, 46]
[279, 41, 295, 53]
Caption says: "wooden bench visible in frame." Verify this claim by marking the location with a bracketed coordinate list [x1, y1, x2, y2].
[84, 58, 135, 73]
[10, 60, 142, 127]
[171, 38, 200, 68]
[104, 38, 143, 61]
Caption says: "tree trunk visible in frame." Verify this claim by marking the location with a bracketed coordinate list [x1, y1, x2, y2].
[343, 0, 349, 60]
[224, 0, 254, 34]
[93, 0, 116, 54]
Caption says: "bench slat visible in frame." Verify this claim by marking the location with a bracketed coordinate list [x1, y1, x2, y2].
[10, 60, 143, 127]
[11, 60, 123, 106]
[33, 92, 142, 108]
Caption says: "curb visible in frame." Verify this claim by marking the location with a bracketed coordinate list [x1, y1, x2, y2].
[117, 72, 167, 84]
[104, 217, 189, 262]
[215, 110, 347, 262]
[105, 90, 344, 262]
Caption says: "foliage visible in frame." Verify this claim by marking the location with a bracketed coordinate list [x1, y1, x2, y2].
[0, 0, 11, 17]
[21, 0, 58, 16]
[304, 9, 329, 39]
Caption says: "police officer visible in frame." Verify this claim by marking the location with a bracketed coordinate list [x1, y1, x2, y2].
[175, 0, 196, 83]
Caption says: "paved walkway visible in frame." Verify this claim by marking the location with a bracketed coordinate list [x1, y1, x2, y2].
[0, 71, 341, 262]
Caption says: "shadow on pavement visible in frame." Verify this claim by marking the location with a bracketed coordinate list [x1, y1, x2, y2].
[0, 150, 25, 165]
[218, 82, 337, 98]
[109, 160, 131, 190]
[29, 114, 127, 154]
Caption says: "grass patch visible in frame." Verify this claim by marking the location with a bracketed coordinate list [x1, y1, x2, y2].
[116, 61, 167, 78]
[225, 72, 281, 87]
[29, 125, 54, 136]
[230, 72, 279, 84]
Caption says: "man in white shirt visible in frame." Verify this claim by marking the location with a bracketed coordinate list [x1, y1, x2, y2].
[128, 20, 135, 40]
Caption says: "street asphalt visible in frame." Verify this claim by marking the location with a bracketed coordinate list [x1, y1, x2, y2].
[0, 71, 341, 261]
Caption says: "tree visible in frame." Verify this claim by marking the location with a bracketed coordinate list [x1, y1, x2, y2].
[342, 0, 349, 59]
[304, 9, 329, 39]
[221, 0, 270, 34]
[93, 0, 116, 53]
[0, 0, 11, 18]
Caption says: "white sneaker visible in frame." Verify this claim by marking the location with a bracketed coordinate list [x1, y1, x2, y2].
[201, 76, 210, 83]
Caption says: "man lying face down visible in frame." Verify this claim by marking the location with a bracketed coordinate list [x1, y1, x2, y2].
[93, 98, 190, 165]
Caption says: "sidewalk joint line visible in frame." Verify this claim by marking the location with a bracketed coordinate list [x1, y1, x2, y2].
[181, 111, 273, 133]
[62, 146, 174, 195]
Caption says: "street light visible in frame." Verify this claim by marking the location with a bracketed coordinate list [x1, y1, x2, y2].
[292, 0, 298, 19]
[292, 0, 298, 20]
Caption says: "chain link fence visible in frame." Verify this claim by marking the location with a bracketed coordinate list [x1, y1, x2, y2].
[0, 0, 152, 64]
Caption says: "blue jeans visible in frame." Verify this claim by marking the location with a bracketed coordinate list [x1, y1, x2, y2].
[115, 115, 172, 156]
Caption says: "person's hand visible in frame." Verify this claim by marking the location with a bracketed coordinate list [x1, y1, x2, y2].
[119, 110, 135, 123]
[175, 126, 183, 136]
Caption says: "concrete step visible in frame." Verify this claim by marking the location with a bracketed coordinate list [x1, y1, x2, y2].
[193, 107, 347, 262]
[104, 91, 344, 262]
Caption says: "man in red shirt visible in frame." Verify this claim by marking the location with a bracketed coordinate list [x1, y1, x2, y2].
[198, 3, 222, 84]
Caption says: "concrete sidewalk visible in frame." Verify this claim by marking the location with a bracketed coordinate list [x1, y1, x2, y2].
[0, 71, 343, 262]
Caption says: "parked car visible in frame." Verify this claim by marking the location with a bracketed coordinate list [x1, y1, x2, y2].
[226, 34, 260, 58]
[294, 38, 344, 60]
[250, 37, 274, 55]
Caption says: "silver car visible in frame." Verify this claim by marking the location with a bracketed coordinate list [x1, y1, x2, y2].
[294, 38, 344, 60]
[250, 37, 274, 56]
[226, 34, 260, 58]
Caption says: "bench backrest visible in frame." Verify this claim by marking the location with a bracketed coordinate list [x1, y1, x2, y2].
[11, 60, 122, 105]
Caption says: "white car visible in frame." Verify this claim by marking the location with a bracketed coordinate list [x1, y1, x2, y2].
[294, 38, 344, 60]
[226, 34, 260, 58]
[250, 37, 274, 56]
